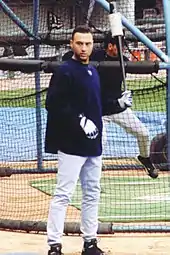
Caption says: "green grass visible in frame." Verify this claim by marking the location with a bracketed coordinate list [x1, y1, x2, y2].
[30, 175, 170, 222]
[132, 88, 166, 112]
[0, 79, 166, 111]
[127, 79, 166, 112]
[0, 88, 46, 108]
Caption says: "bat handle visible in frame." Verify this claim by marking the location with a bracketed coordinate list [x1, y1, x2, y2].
[117, 35, 127, 92]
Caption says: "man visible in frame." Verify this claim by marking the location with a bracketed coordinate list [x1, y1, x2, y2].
[45, 26, 105, 255]
[92, 32, 158, 179]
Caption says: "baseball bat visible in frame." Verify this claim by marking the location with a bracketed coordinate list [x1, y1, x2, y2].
[109, 1, 127, 91]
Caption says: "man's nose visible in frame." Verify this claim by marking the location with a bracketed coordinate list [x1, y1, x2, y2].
[81, 44, 87, 51]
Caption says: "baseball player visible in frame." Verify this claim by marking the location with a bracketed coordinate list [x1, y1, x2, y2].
[91, 32, 158, 179]
[45, 25, 106, 255]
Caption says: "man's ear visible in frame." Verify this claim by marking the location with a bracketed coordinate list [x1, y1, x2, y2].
[70, 40, 73, 49]
[108, 43, 113, 50]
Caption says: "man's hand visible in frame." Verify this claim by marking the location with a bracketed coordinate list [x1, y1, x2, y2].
[80, 116, 99, 139]
[118, 90, 132, 109]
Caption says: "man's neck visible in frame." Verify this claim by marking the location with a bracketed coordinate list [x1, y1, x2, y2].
[72, 55, 89, 64]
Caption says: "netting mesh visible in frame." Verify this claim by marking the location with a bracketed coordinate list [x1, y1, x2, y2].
[0, 0, 169, 233]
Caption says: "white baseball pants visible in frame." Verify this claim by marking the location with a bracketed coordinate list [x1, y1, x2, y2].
[103, 107, 150, 158]
[47, 151, 102, 246]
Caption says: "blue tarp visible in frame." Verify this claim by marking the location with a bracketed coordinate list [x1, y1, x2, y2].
[0, 108, 166, 161]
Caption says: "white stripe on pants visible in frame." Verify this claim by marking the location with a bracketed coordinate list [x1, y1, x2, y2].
[47, 151, 102, 246]
[103, 108, 150, 158]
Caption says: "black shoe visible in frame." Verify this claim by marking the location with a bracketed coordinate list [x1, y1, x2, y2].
[81, 239, 106, 255]
[48, 243, 63, 255]
[138, 155, 158, 179]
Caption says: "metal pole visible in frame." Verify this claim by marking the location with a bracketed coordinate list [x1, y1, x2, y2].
[163, 0, 170, 171]
[159, 62, 170, 70]
[33, 0, 43, 171]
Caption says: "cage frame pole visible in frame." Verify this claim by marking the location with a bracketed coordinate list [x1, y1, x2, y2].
[33, 0, 43, 171]
[163, 0, 170, 171]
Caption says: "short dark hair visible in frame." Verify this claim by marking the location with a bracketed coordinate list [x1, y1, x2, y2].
[104, 31, 125, 49]
[72, 25, 92, 40]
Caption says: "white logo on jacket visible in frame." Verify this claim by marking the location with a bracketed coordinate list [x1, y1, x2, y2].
[88, 70, 92, 76]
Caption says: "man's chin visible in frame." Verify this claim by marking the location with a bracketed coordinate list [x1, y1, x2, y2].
[74, 55, 89, 63]
[79, 56, 88, 62]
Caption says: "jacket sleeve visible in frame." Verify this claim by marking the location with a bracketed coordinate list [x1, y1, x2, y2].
[45, 67, 80, 128]
[102, 98, 122, 113]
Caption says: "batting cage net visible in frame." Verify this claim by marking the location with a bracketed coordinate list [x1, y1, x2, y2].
[0, 0, 169, 233]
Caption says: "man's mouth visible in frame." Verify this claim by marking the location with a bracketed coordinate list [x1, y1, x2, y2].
[80, 54, 87, 57]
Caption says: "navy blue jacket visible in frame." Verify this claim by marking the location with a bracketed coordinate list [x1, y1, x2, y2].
[45, 58, 102, 156]
[91, 49, 129, 115]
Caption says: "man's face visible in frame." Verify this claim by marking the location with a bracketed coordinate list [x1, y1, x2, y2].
[107, 42, 125, 57]
[107, 42, 119, 57]
[70, 32, 93, 63]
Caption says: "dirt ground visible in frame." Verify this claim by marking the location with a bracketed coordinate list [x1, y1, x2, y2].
[0, 173, 81, 222]
[0, 231, 170, 254]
